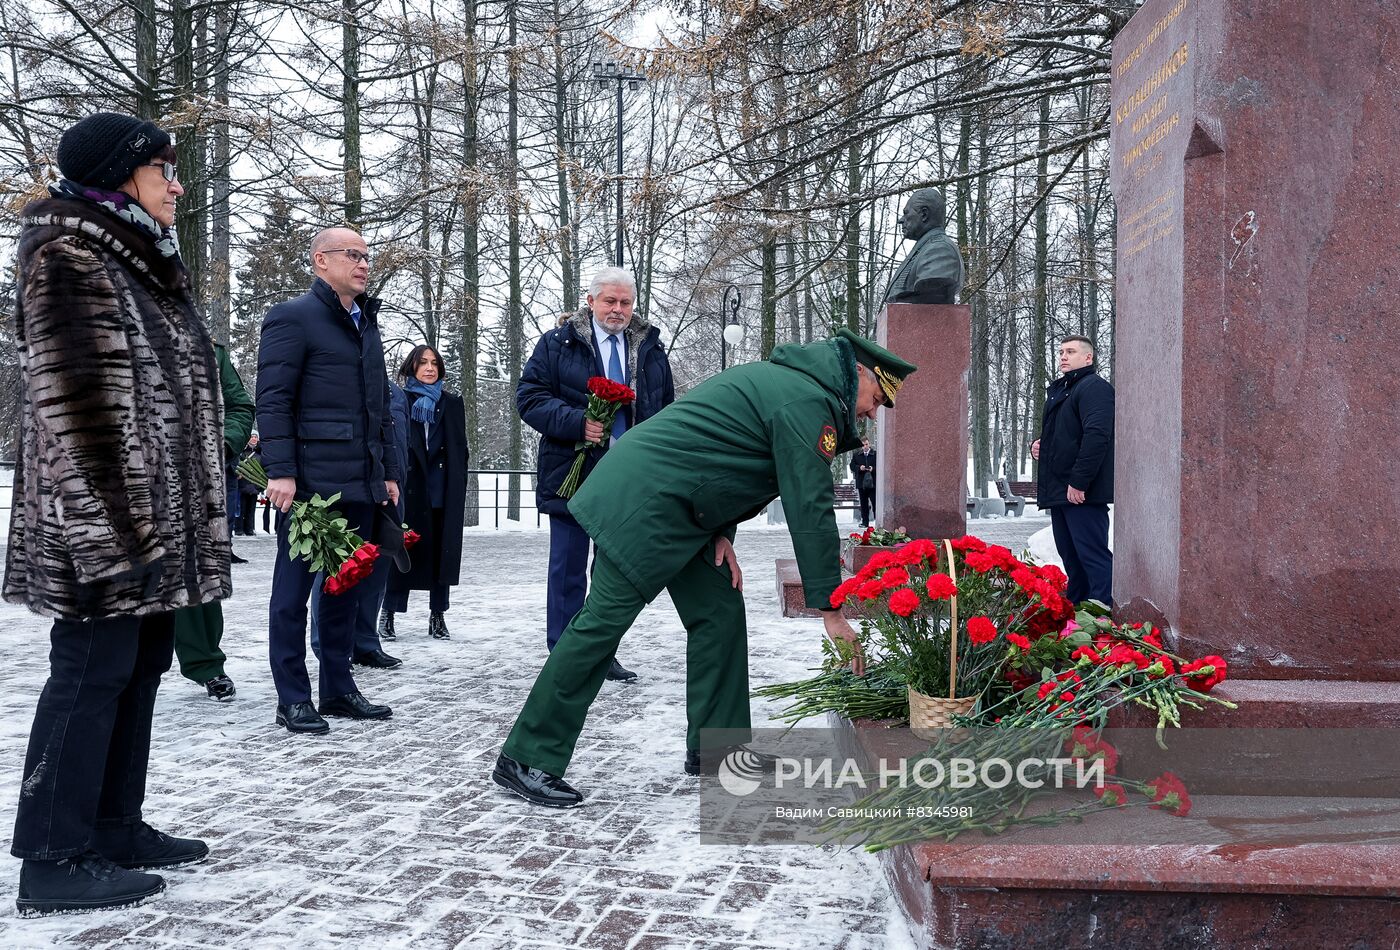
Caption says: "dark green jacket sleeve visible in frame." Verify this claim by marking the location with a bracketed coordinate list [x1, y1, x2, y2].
[767, 399, 842, 607]
[216, 344, 256, 456]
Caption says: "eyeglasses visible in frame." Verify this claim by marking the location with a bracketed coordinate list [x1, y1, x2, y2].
[143, 161, 177, 182]
[321, 248, 371, 265]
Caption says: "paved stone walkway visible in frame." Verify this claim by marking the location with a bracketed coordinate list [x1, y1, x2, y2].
[0, 513, 1045, 949]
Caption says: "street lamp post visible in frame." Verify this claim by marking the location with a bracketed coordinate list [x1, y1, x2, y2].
[721, 285, 744, 370]
[591, 58, 646, 268]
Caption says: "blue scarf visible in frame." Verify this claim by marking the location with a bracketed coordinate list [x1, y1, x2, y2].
[49, 178, 181, 259]
[405, 378, 443, 424]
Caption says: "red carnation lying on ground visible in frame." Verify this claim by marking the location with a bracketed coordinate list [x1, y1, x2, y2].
[1181, 655, 1228, 693]
[1146, 771, 1193, 817]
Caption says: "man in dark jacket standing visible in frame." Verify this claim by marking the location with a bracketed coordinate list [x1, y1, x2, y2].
[849, 437, 877, 526]
[257, 227, 401, 734]
[1032, 335, 1114, 606]
[517, 266, 675, 681]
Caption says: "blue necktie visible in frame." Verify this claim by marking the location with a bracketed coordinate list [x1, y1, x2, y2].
[607, 334, 627, 439]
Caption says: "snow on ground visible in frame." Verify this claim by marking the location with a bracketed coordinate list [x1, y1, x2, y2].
[0, 510, 1042, 949]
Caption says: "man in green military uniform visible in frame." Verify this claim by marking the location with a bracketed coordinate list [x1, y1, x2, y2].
[492, 328, 916, 807]
[173, 343, 255, 701]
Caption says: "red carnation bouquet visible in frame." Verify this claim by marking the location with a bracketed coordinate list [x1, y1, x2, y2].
[237, 455, 416, 595]
[557, 376, 636, 498]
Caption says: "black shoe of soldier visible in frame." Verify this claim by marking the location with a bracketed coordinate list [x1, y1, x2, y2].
[276, 701, 330, 734]
[491, 753, 584, 808]
[318, 691, 392, 720]
[605, 658, 638, 682]
[353, 649, 403, 670]
[684, 745, 781, 777]
[378, 610, 397, 642]
[16, 851, 165, 916]
[204, 674, 236, 702]
[230, 551, 248, 564]
[92, 822, 209, 870]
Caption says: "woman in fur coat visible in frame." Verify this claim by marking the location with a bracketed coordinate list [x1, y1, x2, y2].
[6, 113, 230, 916]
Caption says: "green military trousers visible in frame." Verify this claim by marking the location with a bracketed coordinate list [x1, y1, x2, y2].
[173, 601, 227, 684]
[503, 541, 751, 778]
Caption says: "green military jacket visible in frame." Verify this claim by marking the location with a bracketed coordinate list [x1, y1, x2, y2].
[215, 344, 255, 457]
[569, 334, 863, 606]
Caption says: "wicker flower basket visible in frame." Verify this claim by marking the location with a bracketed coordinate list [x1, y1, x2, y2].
[908, 538, 977, 739]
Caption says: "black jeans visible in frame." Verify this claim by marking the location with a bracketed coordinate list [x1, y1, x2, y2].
[11, 612, 175, 860]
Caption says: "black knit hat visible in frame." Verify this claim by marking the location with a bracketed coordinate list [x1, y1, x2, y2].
[57, 112, 171, 190]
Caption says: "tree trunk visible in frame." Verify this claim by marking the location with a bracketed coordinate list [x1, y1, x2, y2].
[971, 108, 991, 497]
[208, 2, 232, 341]
[552, 0, 575, 313]
[133, 0, 158, 118]
[505, 0, 523, 519]
[460, 0, 481, 526]
[1030, 93, 1051, 481]
[342, 0, 362, 225]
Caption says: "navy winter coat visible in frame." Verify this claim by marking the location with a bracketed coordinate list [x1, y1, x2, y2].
[1037, 364, 1114, 508]
[255, 278, 401, 505]
[518, 309, 675, 516]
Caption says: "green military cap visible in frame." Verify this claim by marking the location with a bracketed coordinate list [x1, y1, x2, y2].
[836, 328, 917, 407]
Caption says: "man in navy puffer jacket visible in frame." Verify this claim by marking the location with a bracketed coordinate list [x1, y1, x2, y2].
[518, 267, 675, 679]
[257, 227, 401, 734]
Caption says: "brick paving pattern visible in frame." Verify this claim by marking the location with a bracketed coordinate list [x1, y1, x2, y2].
[0, 512, 1046, 948]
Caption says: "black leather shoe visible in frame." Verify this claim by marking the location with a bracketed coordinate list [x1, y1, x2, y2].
[378, 610, 396, 642]
[92, 821, 209, 870]
[352, 649, 403, 670]
[684, 744, 780, 777]
[16, 851, 164, 916]
[230, 551, 248, 565]
[318, 691, 392, 720]
[491, 753, 584, 808]
[276, 701, 330, 734]
[429, 611, 450, 640]
[604, 658, 638, 682]
[204, 674, 236, 702]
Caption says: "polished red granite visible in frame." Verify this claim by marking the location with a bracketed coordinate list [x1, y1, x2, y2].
[1111, 0, 1400, 680]
[776, 558, 823, 619]
[875, 304, 970, 542]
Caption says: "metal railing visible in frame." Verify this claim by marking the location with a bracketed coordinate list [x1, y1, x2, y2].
[466, 468, 543, 529]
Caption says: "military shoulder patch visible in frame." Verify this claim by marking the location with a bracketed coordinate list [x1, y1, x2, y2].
[817, 424, 838, 460]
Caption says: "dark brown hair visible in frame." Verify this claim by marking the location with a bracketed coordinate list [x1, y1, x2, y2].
[1061, 335, 1095, 355]
[399, 344, 445, 383]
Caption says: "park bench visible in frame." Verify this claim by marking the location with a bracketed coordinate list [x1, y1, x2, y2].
[996, 477, 1027, 517]
[833, 483, 859, 510]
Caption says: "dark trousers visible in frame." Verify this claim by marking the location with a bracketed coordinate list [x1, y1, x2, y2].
[12, 612, 175, 860]
[1050, 503, 1113, 606]
[382, 584, 448, 614]
[268, 501, 376, 705]
[173, 601, 226, 684]
[546, 514, 591, 651]
[226, 472, 240, 533]
[311, 553, 393, 660]
[237, 493, 259, 535]
[858, 487, 877, 526]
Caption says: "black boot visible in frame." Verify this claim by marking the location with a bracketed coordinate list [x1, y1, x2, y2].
[203, 674, 236, 702]
[378, 610, 396, 642]
[429, 611, 450, 640]
[318, 691, 392, 720]
[92, 822, 209, 870]
[16, 851, 165, 916]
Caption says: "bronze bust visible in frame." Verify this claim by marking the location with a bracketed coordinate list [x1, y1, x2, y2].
[882, 189, 963, 306]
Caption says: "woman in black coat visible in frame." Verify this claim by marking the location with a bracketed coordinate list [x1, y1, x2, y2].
[382, 344, 469, 640]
